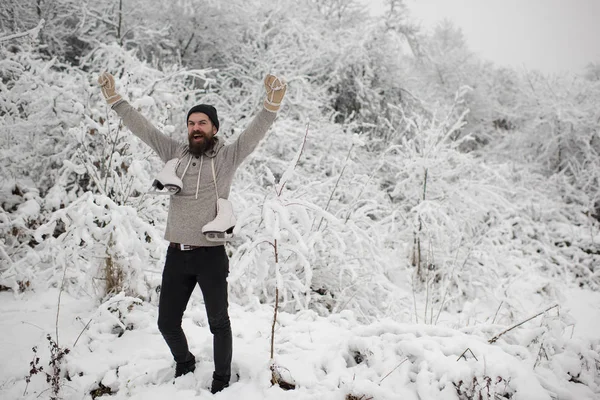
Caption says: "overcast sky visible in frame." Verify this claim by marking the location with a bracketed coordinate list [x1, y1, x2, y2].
[369, 0, 600, 74]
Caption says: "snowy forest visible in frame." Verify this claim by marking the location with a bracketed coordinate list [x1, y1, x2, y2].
[1, 0, 599, 399]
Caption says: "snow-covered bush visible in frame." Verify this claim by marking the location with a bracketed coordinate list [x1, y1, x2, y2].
[1, 192, 164, 299]
[1, 43, 90, 267]
[229, 121, 397, 319]
[0, 39, 215, 290]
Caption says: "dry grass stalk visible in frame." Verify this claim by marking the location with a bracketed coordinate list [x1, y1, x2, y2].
[488, 304, 559, 344]
[104, 255, 124, 297]
[346, 394, 373, 400]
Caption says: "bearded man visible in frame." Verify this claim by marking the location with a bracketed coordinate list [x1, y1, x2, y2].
[97, 72, 286, 393]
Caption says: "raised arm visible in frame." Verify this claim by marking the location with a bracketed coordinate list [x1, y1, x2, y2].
[228, 74, 287, 168]
[97, 72, 180, 162]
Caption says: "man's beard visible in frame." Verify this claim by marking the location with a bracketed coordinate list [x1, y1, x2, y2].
[188, 134, 214, 155]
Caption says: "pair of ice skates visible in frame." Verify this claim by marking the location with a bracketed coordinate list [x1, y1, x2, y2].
[149, 158, 236, 242]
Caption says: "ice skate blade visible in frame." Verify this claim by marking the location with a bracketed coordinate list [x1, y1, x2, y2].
[148, 185, 181, 195]
[204, 232, 236, 243]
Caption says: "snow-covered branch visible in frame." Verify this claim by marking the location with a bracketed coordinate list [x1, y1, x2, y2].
[0, 19, 45, 43]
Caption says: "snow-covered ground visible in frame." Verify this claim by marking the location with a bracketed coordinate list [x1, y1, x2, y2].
[1, 284, 598, 400]
[563, 288, 600, 342]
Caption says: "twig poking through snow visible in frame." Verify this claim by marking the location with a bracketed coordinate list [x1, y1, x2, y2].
[411, 275, 418, 324]
[277, 122, 310, 196]
[378, 358, 408, 385]
[56, 256, 69, 348]
[270, 281, 279, 360]
[457, 347, 478, 362]
[488, 304, 559, 344]
[316, 141, 354, 231]
[73, 319, 93, 348]
[492, 301, 504, 324]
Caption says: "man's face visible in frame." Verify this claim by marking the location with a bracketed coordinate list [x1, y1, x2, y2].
[187, 112, 217, 155]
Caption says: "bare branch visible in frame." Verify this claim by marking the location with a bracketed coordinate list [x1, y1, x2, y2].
[488, 304, 559, 344]
[83, 9, 118, 29]
[73, 319, 93, 348]
[457, 347, 478, 362]
[316, 142, 354, 230]
[379, 358, 408, 384]
[277, 122, 310, 196]
[492, 301, 504, 324]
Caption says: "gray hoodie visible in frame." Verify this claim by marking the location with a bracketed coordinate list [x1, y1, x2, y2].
[112, 100, 277, 246]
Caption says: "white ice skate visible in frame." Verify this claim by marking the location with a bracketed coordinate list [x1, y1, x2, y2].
[149, 158, 182, 195]
[202, 198, 236, 242]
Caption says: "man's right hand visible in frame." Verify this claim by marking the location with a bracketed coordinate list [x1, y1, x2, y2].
[97, 72, 122, 105]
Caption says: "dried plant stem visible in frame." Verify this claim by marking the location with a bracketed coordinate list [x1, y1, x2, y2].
[415, 168, 428, 280]
[20, 321, 45, 331]
[344, 161, 382, 224]
[379, 358, 408, 384]
[103, 118, 123, 194]
[277, 123, 309, 196]
[267, 123, 307, 390]
[270, 286, 279, 360]
[317, 143, 354, 231]
[270, 239, 279, 360]
[492, 301, 504, 324]
[457, 348, 478, 362]
[76, 150, 106, 197]
[533, 341, 548, 369]
[337, 291, 358, 313]
[117, 0, 123, 45]
[488, 304, 559, 344]
[434, 239, 464, 325]
[425, 238, 435, 324]
[422, 167, 428, 201]
[411, 275, 419, 324]
[424, 268, 430, 324]
[73, 319, 93, 348]
[55, 256, 69, 348]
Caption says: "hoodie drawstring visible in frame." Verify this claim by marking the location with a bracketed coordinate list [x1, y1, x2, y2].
[178, 153, 216, 200]
[179, 155, 193, 180]
[177, 154, 201, 199]
[195, 156, 203, 200]
[210, 157, 219, 201]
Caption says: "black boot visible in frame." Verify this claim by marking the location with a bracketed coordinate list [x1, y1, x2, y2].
[210, 372, 229, 394]
[175, 355, 196, 378]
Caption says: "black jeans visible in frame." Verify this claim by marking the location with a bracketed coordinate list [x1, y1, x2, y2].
[157, 245, 232, 382]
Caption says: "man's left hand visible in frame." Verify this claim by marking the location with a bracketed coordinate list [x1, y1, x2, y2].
[264, 74, 287, 113]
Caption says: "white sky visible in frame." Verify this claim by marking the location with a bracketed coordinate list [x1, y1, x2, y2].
[369, 0, 600, 74]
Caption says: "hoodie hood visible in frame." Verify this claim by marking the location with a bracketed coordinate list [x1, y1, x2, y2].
[204, 136, 224, 158]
